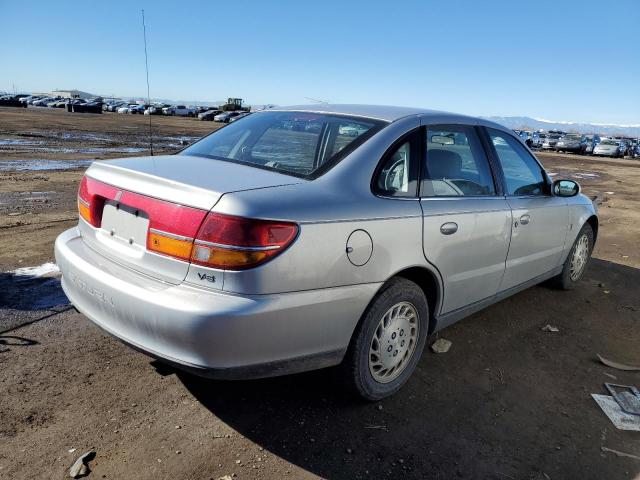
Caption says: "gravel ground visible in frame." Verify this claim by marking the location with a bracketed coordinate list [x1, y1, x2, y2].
[1, 107, 639, 479]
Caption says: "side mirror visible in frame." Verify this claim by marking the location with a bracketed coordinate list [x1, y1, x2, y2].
[553, 179, 580, 197]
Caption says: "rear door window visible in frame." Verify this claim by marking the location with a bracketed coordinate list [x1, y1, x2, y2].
[423, 125, 496, 196]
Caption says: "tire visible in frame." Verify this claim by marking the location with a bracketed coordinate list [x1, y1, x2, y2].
[342, 277, 429, 401]
[550, 223, 594, 290]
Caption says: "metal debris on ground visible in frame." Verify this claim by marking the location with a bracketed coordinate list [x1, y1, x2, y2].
[604, 383, 640, 416]
[597, 354, 640, 371]
[431, 338, 452, 353]
[591, 395, 640, 431]
[541, 325, 559, 332]
[601, 446, 640, 461]
[69, 451, 96, 478]
[364, 424, 389, 431]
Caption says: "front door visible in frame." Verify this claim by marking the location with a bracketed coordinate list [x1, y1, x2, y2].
[420, 124, 512, 315]
[484, 128, 569, 291]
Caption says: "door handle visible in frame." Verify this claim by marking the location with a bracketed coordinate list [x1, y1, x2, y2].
[440, 222, 458, 235]
[519, 214, 530, 225]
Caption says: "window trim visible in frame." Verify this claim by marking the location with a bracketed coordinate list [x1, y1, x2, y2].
[476, 126, 506, 197]
[481, 127, 552, 197]
[371, 127, 421, 199]
[419, 124, 501, 199]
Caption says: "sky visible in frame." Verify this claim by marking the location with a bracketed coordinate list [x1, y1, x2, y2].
[1, 0, 638, 125]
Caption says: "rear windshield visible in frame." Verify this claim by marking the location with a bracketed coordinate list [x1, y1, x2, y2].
[181, 111, 385, 178]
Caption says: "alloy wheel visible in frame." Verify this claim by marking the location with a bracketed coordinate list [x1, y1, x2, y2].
[570, 234, 589, 281]
[368, 301, 419, 383]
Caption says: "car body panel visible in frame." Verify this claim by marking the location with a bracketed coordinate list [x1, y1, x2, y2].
[206, 116, 427, 295]
[499, 196, 569, 290]
[420, 197, 512, 313]
[55, 227, 379, 375]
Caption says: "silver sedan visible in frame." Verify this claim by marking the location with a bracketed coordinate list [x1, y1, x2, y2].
[55, 105, 598, 400]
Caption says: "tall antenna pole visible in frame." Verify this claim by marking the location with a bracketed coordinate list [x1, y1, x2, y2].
[141, 9, 153, 156]
[304, 96, 329, 104]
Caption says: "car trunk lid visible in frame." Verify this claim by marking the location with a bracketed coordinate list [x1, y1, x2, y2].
[79, 154, 300, 284]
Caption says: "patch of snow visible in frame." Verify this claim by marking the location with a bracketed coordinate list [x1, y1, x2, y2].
[11, 262, 60, 278]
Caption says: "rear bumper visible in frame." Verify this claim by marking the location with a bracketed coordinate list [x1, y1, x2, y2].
[55, 228, 379, 379]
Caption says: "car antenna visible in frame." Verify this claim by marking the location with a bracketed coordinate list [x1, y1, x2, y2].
[304, 96, 330, 104]
[141, 9, 153, 156]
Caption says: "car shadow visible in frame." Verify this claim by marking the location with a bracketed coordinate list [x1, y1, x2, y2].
[0, 271, 68, 310]
[0, 270, 70, 333]
[175, 258, 640, 479]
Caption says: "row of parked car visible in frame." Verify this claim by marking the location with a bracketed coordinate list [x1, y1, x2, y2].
[515, 129, 640, 158]
[101, 100, 251, 123]
[6, 94, 252, 124]
[15, 94, 104, 108]
[106, 101, 199, 116]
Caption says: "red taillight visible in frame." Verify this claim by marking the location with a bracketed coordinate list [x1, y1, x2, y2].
[191, 213, 298, 270]
[78, 175, 118, 227]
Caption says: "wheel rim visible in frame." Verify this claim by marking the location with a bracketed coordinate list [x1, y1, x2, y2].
[369, 301, 419, 384]
[570, 234, 590, 281]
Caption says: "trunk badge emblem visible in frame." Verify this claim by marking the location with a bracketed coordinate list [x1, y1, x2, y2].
[115, 191, 123, 201]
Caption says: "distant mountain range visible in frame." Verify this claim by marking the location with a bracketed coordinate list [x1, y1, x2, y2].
[484, 116, 640, 137]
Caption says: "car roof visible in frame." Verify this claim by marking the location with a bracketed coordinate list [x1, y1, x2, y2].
[269, 104, 507, 129]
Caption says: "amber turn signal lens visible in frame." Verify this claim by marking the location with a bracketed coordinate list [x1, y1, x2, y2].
[191, 245, 270, 269]
[78, 198, 92, 224]
[147, 231, 194, 261]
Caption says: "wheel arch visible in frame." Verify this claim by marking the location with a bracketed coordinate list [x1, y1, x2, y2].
[387, 266, 442, 334]
[345, 265, 443, 359]
[586, 214, 598, 245]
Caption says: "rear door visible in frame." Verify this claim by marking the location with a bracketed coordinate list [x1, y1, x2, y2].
[419, 124, 512, 315]
[483, 128, 569, 291]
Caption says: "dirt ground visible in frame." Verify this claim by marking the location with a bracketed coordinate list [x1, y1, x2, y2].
[1, 107, 639, 479]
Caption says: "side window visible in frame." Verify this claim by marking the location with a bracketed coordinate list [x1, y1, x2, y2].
[487, 128, 547, 196]
[374, 133, 418, 198]
[423, 125, 496, 196]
